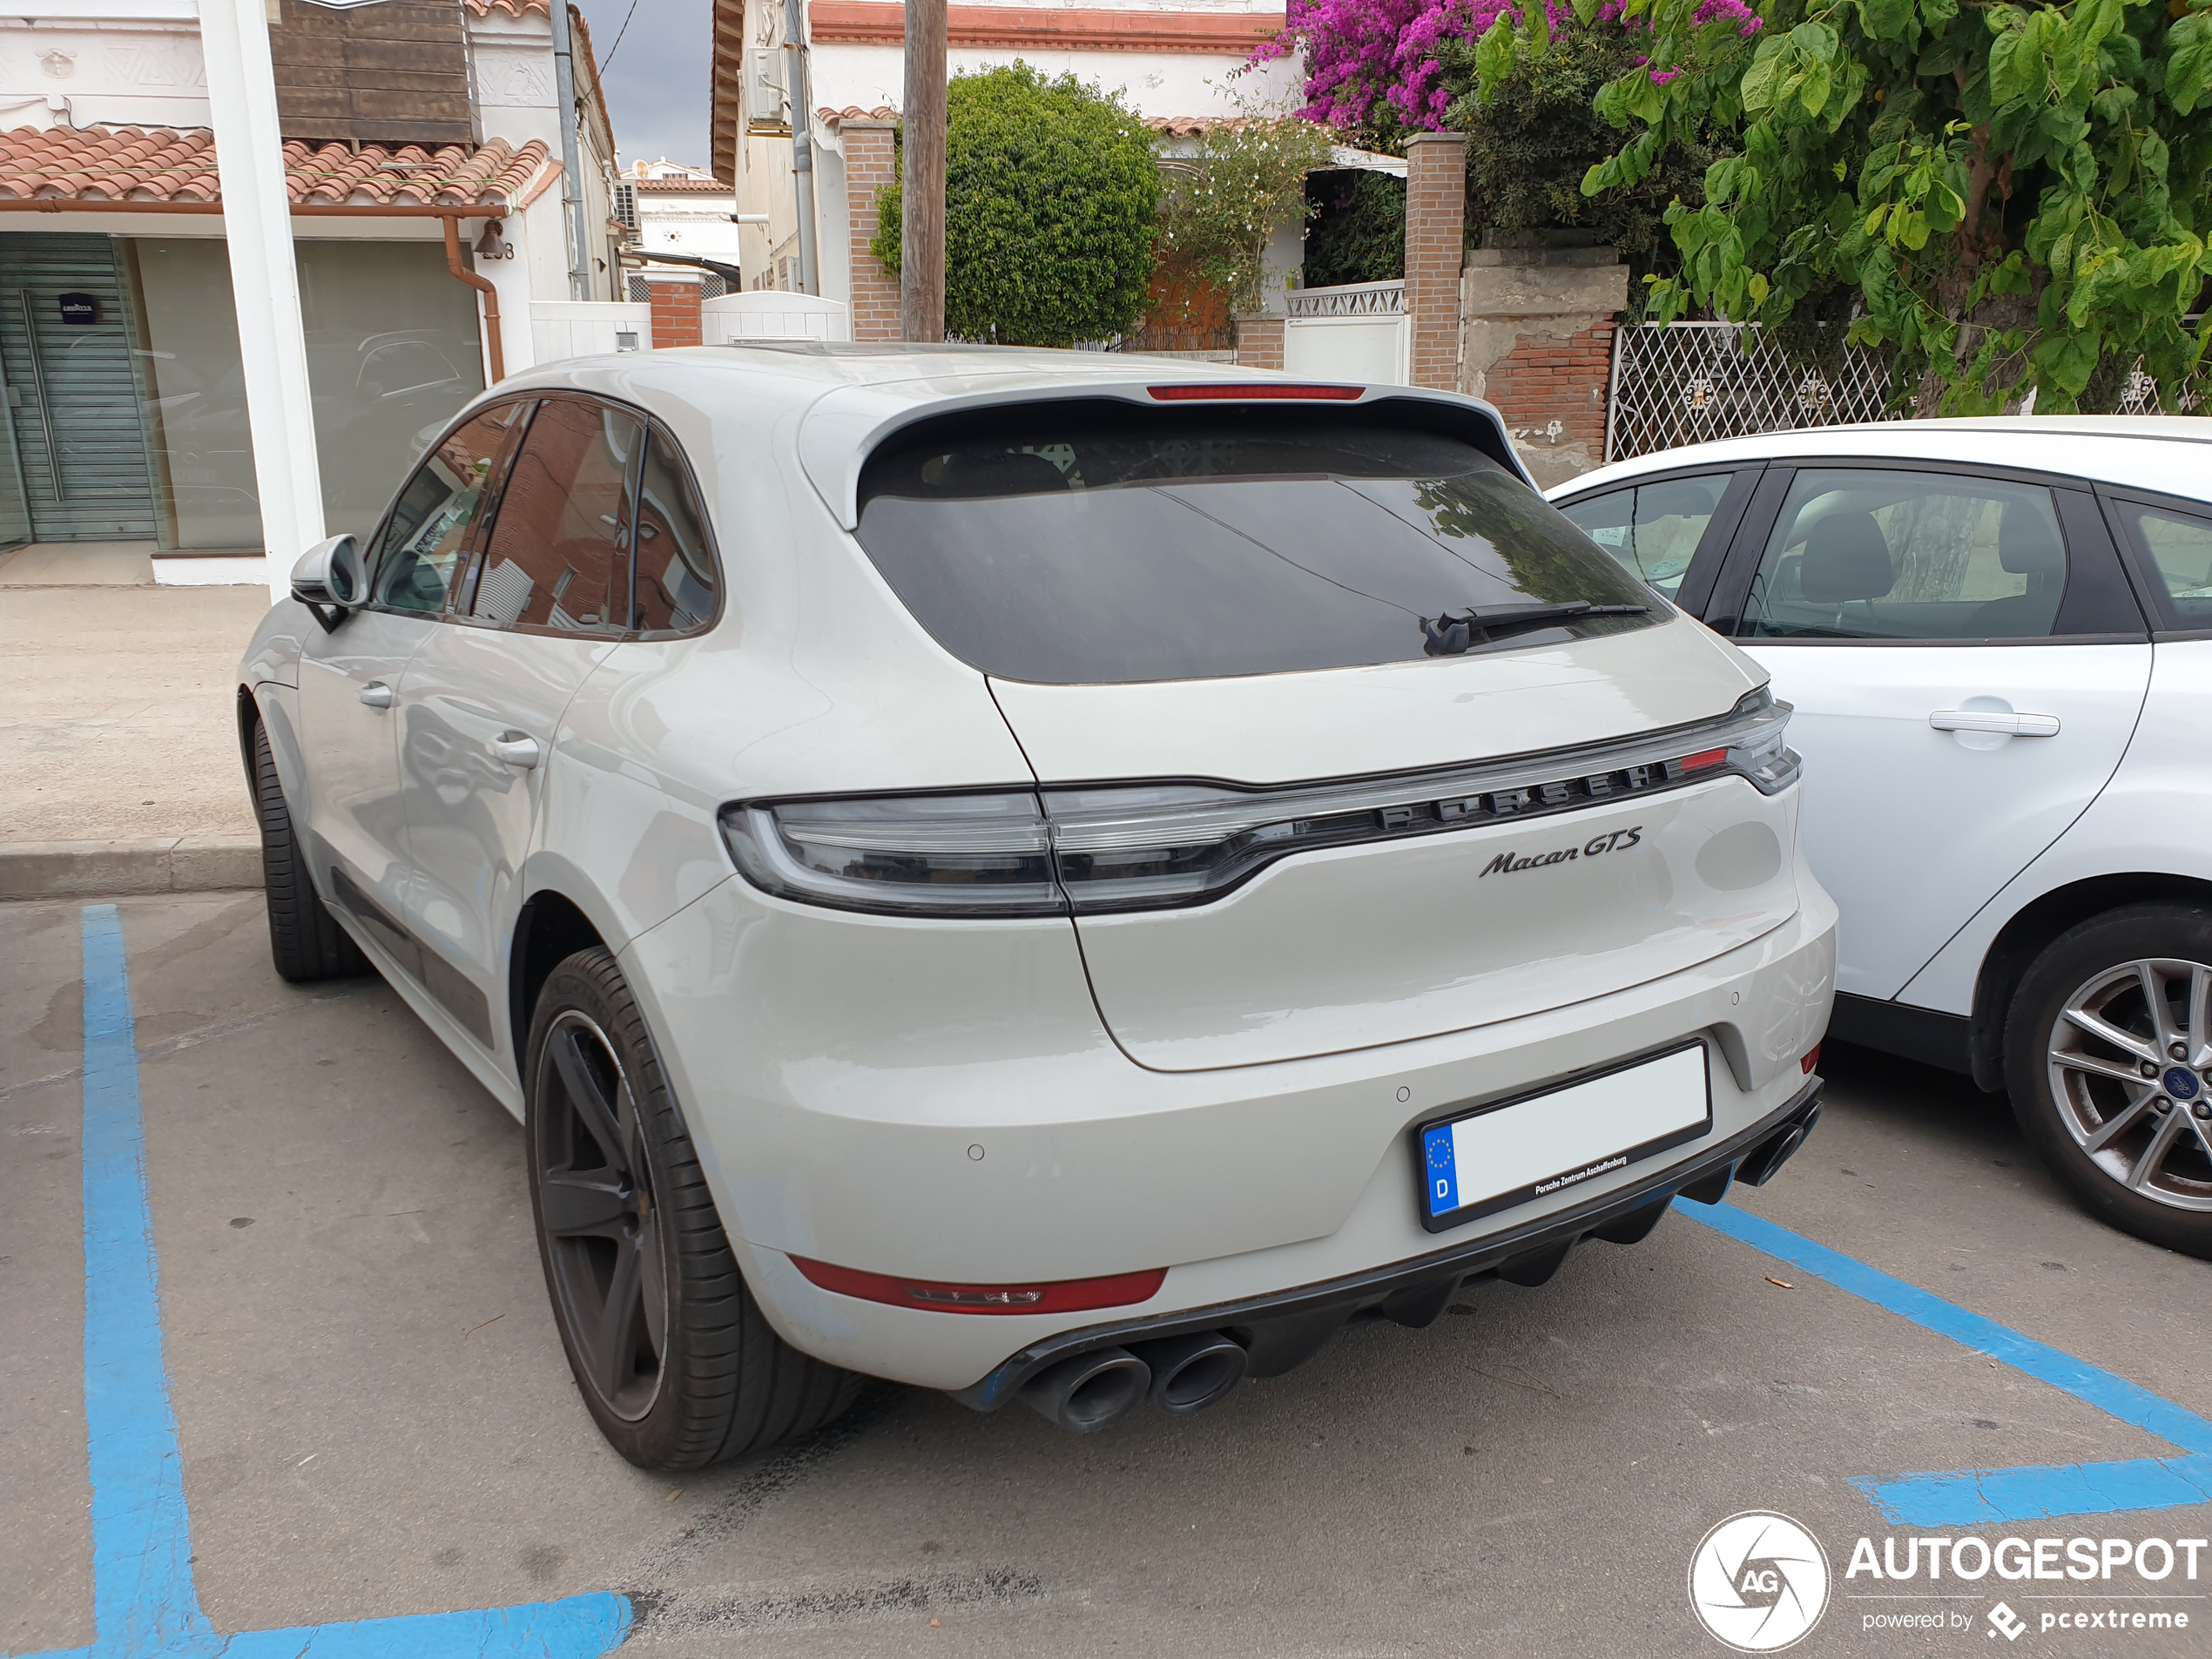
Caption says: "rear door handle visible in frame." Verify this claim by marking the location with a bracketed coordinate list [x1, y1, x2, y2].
[1930, 710, 2060, 737]
[489, 732, 542, 770]
[358, 681, 395, 710]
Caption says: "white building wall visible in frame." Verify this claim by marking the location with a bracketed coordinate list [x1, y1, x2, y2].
[809, 44, 1303, 130]
[0, 15, 207, 129]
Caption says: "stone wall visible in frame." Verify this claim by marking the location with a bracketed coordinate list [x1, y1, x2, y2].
[1460, 237, 1628, 487]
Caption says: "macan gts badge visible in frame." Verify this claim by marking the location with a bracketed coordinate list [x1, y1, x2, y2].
[239, 347, 1837, 1469]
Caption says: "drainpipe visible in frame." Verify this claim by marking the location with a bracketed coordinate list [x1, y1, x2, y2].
[782, 0, 819, 295]
[443, 216, 506, 383]
[550, 0, 592, 300]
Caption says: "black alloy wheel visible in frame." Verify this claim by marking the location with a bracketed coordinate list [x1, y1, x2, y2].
[533, 1008, 669, 1422]
[523, 948, 865, 1468]
[248, 717, 370, 983]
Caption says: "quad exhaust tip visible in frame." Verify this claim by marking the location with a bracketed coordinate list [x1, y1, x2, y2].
[1132, 1331, 1249, 1414]
[1021, 1332, 1251, 1432]
[1019, 1345, 1150, 1433]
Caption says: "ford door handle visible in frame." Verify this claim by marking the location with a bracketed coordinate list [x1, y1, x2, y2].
[357, 681, 395, 710]
[1931, 710, 2060, 737]
[489, 732, 542, 770]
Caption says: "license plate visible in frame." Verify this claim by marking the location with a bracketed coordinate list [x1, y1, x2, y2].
[1416, 1042, 1711, 1232]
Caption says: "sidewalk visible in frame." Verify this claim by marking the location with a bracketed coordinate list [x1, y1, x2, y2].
[0, 564, 269, 899]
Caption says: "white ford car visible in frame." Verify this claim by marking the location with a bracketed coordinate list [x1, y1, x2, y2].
[239, 347, 1834, 1469]
[1550, 418, 2212, 1259]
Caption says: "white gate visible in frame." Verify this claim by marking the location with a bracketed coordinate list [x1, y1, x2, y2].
[1283, 280, 1408, 385]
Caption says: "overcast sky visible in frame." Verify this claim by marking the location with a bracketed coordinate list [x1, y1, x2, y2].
[577, 0, 717, 173]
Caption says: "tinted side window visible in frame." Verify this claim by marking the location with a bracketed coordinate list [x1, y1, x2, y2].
[366, 401, 524, 614]
[1742, 469, 2069, 641]
[853, 408, 1656, 685]
[1557, 473, 1731, 598]
[2114, 500, 2212, 630]
[473, 398, 641, 634]
[630, 431, 719, 632]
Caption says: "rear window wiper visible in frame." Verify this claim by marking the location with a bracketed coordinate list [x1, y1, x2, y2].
[1421, 601, 1648, 657]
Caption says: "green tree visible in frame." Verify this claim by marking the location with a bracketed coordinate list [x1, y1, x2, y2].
[1448, 23, 1720, 289]
[1154, 111, 1335, 314]
[1476, 0, 2212, 409]
[873, 64, 1162, 347]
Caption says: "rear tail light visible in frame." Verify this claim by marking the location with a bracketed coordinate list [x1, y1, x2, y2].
[790, 1256, 1166, 1314]
[720, 688, 1799, 918]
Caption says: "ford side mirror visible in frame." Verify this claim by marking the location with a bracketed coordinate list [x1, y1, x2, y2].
[291, 535, 363, 631]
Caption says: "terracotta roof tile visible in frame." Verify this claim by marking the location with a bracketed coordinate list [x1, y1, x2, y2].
[462, 0, 551, 16]
[0, 125, 551, 208]
[1147, 115, 1224, 136]
[817, 105, 901, 128]
[631, 175, 730, 192]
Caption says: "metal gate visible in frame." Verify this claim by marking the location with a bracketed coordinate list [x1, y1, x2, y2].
[0, 232, 158, 542]
[1285, 280, 1409, 386]
[1604, 320, 1899, 462]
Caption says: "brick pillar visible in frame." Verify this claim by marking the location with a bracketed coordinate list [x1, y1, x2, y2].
[1234, 315, 1284, 372]
[1404, 132, 1467, 390]
[645, 278, 703, 348]
[840, 117, 903, 342]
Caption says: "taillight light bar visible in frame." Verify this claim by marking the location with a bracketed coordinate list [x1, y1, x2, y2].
[790, 1256, 1167, 1315]
[720, 687, 1799, 919]
[1146, 382, 1363, 401]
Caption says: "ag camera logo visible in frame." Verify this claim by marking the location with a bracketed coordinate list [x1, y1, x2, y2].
[1689, 1511, 1831, 1652]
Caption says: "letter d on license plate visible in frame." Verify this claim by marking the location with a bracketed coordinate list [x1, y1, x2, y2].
[1416, 1042, 1710, 1232]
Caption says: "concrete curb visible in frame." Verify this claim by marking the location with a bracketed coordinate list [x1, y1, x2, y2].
[0, 836, 262, 900]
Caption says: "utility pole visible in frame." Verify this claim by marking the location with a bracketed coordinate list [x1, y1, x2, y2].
[550, 0, 592, 300]
[900, 0, 946, 341]
[782, 0, 819, 294]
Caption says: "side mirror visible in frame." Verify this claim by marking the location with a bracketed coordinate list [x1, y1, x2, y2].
[291, 535, 363, 631]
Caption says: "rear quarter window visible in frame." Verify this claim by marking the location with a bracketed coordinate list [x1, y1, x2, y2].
[853, 405, 1661, 685]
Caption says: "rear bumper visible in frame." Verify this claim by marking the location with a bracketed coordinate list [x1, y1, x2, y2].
[618, 868, 1837, 1392]
[952, 1074, 1824, 1410]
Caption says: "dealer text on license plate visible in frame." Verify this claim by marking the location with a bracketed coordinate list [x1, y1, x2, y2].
[1417, 1042, 1710, 1231]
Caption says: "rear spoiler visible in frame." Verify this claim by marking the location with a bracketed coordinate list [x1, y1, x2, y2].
[797, 377, 1534, 531]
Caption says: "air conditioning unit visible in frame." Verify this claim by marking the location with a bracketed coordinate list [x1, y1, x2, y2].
[745, 47, 791, 135]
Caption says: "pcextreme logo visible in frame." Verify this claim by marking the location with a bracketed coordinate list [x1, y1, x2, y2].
[1689, 1511, 1832, 1652]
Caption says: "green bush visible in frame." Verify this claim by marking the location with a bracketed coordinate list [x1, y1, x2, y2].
[1303, 168, 1406, 287]
[873, 64, 1162, 347]
[1447, 24, 1716, 287]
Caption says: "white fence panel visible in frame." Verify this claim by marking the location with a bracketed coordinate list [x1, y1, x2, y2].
[1284, 316, 1408, 385]
[529, 300, 653, 364]
[702, 292, 851, 344]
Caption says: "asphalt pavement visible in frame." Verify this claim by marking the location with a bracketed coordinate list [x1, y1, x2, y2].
[4, 891, 2209, 1658]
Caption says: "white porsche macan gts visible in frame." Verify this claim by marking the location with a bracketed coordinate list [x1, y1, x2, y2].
[238, 346, 1836, 1469]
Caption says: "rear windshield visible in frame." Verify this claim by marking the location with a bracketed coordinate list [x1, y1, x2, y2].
[853, 406, 1661, 685]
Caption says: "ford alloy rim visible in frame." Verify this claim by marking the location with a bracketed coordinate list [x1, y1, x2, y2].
[2047, 958, 2212, 1213]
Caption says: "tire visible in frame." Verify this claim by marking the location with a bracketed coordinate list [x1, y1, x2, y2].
[2004, 902, 2212, 1260]
[249, 718, 371, 984]
[524, 948, 864, 1469]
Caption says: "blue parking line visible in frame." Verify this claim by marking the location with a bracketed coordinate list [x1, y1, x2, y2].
[1676, 1197, 2212, 1527]
[10, 906, 632, 1659]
